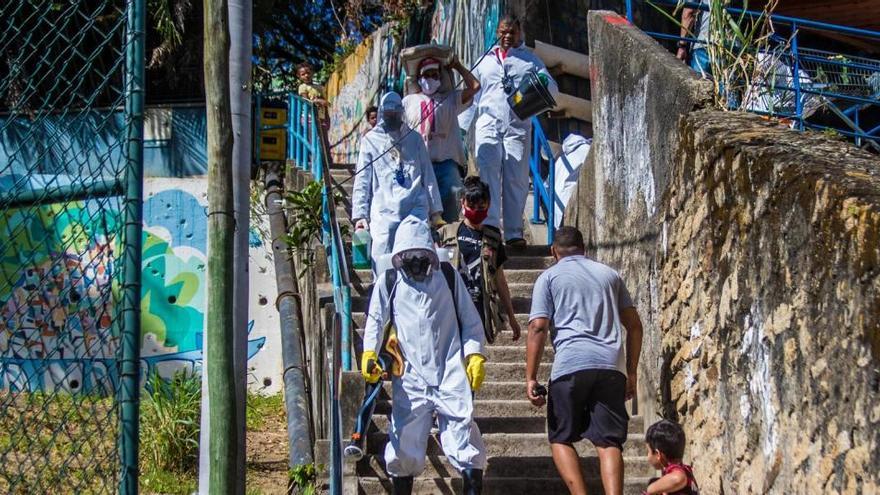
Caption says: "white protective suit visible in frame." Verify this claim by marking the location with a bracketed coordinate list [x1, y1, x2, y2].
[472, 43, 558, 241]
[362, 216, 487, 477]
[552, 134, 591, 228]
[352, 93, 443, 273]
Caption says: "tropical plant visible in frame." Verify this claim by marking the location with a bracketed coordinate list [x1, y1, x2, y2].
[284, 180, 348, 274]
[288, 463, 322, 495]
[148, 0, 193, 69]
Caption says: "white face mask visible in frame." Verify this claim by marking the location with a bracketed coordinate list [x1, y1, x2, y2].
[419, 76, 441, 95]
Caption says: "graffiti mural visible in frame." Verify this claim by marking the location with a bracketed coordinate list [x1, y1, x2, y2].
[431, 0, 502, 67]
[0, 185, 267, 393]
[326, 24, 402, 164]
[139, 185, 266, 381]
[0, 198, 122, 393]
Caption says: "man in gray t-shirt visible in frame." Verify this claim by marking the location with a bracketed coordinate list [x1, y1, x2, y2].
[526, 226, 643, 495]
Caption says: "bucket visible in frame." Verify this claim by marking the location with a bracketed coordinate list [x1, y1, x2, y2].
[352, 229, 372, 270]
[507, 70, 556, 120]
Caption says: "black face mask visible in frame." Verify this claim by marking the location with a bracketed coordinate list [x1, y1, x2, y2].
[400, 255, 432, 282]
[381, 112, 402, 132]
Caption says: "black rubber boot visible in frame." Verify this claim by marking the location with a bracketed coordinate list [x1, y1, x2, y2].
[391, 476, 414, 495]
[461, 468, 483, 495]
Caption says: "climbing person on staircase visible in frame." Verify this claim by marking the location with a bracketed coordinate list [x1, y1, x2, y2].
[403, 54, 481, 222]
[437, 176, 522, 344]
[361, 216, 488, 495]
[472, 14, 558, 247]
[352, 92, 444, 275]
[525, 226, 644, 495]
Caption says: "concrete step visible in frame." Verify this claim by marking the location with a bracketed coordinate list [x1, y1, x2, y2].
[351, 278, 538, 299]
[350, 295, 536, 314]
[365, 432, 647, 457]
[358, 475, 652, 494]
[368, 411, 645, 435]
[484, 345, 554, 362]
[502, 245, 551, 257]
[357, 454, 655, 479]
[367, 432, 645, 457]
[359, 476, 652, 495]
[370, 381, 556, 403]
[351, 314, 544, 350]
[505, 256, 554, 270]
[484, 362, 552, 382]
[331, 170, 353, 182]
[502, 268, 544, 284]
[374, 400, 545, 418]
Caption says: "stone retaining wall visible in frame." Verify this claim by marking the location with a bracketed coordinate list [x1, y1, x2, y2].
[570, 11, 880, 493]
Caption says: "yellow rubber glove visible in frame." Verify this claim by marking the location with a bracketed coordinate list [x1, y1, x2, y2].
[465, 354, 486, 392]
[361, 350, 383, 384]
[431, 212, 446, 228]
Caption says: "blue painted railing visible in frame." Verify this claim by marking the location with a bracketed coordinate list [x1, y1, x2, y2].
[528, 117, 561, 244]
[625, 0, 880, 151]
[255, 92, 351, 494]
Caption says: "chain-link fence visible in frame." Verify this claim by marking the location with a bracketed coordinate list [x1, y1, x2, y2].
[0, 1, 144, 493]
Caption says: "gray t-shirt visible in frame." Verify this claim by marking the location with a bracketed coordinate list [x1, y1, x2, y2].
[528, 255, 634, 380]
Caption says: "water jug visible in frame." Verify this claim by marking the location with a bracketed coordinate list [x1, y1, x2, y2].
[352, 229, 372, 269]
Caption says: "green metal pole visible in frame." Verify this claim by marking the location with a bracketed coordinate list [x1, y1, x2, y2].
[120, 0, 145, 493]
[204, 0, 238, 492]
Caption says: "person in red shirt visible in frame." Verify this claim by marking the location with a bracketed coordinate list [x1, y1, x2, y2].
[644, 420, 700, 495]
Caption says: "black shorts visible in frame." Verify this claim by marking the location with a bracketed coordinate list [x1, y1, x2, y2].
[546, 369, 629, 449]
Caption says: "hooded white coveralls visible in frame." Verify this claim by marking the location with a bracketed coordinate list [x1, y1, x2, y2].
[552, 134, 591, 228]
[362, 216, 488, 477]
[472, 44, 558, 241]
[352, 93, 443, 274]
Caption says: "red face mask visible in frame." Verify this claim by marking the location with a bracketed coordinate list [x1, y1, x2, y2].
[463, 206, 488, 224]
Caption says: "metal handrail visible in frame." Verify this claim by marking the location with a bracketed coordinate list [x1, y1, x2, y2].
[624, 0, 880, 148]
[528, 116, 558, 244]
[254, 92, 351, 494]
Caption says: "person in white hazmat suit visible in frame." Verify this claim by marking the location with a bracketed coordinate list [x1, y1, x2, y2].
[352, 92, 443, 274]
[472, 14, 558, 246]
[552, 134, 591, 228]
[361, 216, 488, 495]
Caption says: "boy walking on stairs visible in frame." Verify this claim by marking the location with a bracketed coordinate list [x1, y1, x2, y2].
[525, 227, 644, 495]
[437, 176, 522, 344]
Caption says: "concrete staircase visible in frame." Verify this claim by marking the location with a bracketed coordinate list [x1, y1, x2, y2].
[327, 163, 654, 494]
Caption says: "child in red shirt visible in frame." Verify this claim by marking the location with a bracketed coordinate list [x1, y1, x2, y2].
[644, 419, 699, 495]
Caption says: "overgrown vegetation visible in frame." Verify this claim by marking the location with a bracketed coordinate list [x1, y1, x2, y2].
[652, 0, 781, 110]
[284, 180, 347, 274]
[139, 371, 201, 494]
[289, 463, 321, 495]
[137, 370, 287, 494]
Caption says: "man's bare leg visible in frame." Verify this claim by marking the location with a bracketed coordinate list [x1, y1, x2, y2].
[551, 442, 587, 495]
[596, 445, 624, 495]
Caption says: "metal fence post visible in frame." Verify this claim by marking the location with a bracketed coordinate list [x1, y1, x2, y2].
[790, 21, 804, 131]
[120, 0, 146, 492]
[531, 125, 541, 224]
[287, 93, 299, 165]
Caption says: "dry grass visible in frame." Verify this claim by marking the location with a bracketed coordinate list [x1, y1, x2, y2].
[0, 391, 119, 495]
